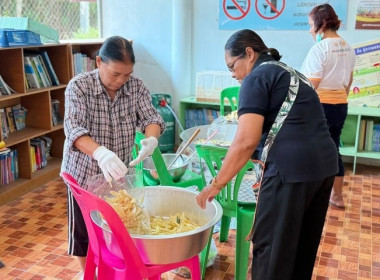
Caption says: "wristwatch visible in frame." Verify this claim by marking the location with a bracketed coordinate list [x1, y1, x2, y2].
[211, 176, 225, 190]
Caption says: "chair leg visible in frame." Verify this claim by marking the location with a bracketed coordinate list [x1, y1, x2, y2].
[235, 206, 255, 280]
[219, 215, 231, 242]
[83, 249, 96, 280]
[200, 226, 214, 279]
[187, 255, 202, 280]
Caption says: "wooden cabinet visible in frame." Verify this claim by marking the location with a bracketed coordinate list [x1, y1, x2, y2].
[0, 41, 102, 205]
[340, 106, 380, 174]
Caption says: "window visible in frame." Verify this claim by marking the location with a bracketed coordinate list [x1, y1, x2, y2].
[0, 0, 100, 40]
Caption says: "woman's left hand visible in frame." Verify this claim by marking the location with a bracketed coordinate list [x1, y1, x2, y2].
[196, 184, 221, 209]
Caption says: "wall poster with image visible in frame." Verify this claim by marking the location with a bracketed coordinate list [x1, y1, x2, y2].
[348, 38, 380, 108]
[355, 0, 380, 30]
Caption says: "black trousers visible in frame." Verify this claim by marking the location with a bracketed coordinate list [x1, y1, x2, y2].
[67, 186, 89, 257]
[322, 103, 348, 176]
[251, 174, 334, 280]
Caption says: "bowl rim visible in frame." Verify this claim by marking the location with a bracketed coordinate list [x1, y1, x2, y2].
[142, 154, 190, 172]
[92, 186, 223, 240]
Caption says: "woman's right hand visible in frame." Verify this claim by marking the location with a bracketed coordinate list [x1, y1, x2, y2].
[196, 184, 221, 209]
[93, 146, 128, 182]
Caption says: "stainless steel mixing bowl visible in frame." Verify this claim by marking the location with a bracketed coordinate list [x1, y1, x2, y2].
[142, 153, 190, 183]
[91, 186, 223, 264]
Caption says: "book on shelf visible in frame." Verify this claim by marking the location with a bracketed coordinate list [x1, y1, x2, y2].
[39, 50, 59, 86]
[373, 124, 380, 152]
[37, 54, 52, 86]
[51, 99, 63, 125]
[24, 51, 52, 88]
[38, 136, 52, 160]
[30, 55, 50, 87]
[0, 108, 9, 140]
[184, 108, 220, 129]
[0, 148, 18, 186]
[5, 107, 16, 133]
[73, 52, 96, 76]
[0, 75, 15, 95]
[24, 50, 59, 86]
[24, 56, 40, 89]
[29, 146, 37, 173]
[12, 104, 27, 131]
[31, 138, 48, 170]
[358, 119, 366, 151]
[365, 120, 374, 151]
[28, 55, 45, 88]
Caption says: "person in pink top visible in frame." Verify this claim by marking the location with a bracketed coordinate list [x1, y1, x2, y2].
[301, 4, 356, 209]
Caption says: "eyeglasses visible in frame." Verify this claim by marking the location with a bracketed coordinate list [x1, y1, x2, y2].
[227, 54, 243, 72]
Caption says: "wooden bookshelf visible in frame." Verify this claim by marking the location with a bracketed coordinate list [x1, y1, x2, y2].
[0, 41, 103, 206]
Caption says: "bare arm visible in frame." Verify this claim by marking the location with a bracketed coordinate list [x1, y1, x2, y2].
[73, 135, 100, 157]
[196, 113, 264, 209]
[144, 123, 161, 139]
[216, 113, 263, 185]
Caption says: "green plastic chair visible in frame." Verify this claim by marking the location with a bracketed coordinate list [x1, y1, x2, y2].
[220, 86, 240, 116]
[133, 131, 204, 189]
[195, 144, 256, 280]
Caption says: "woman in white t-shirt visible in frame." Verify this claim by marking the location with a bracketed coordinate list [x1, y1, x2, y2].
[301, 4, 356, 209]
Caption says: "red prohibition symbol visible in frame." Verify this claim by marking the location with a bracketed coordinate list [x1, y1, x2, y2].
[255, 0, 285, 20]
[223, 0, 251, 20]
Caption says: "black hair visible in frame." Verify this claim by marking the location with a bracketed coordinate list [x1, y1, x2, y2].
[225, 29, 281, 61]
[98, 35, 135, 64]
[309, 4, 341, 33]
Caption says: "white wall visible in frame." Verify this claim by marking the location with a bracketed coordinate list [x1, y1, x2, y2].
[101, 0, 379, 112]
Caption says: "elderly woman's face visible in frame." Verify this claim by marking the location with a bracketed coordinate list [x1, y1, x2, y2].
[225, 51, 251, 84]
[97, 57, 133, 92]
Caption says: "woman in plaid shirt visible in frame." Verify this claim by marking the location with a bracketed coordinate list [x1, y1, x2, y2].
[61, 35, 165, 276]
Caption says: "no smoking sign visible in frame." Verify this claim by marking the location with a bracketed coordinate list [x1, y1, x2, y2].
[223, 0, 251, 20]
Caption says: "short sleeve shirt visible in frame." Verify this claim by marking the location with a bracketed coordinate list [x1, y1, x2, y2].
[301, 38, 356, 104]
[238, 55, 338, 183]
[61, 69, 165, 186]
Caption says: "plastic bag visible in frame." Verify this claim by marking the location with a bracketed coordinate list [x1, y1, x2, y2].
[85, 169, 150, 234]
[206, 238, 218, 267]
[207, 115, 238, 147]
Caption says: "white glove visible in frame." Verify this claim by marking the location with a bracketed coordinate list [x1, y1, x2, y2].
[129, 137, 158, 166]
[93, 146, 128, 182]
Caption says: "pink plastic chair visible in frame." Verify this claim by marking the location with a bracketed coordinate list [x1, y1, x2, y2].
[61, 172, 201, 280]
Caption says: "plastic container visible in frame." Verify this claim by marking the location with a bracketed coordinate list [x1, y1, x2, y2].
[195, 71, 239, 103]
[0, 17, 59, 42]
[0, 29, 41, 47]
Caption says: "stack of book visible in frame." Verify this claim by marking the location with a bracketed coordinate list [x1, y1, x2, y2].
[30, 137, 52, 173]
[0, 104, 27, 139]
[0, 75, 15, 95]
[185, 109, 220, 129]
[73, 52, 96, 76]
[0, 147, 18, 186]
[23, 50, 59, 89]
[358, 119, 380, 152]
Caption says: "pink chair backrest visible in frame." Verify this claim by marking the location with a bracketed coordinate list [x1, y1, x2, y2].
[61, 172, 148, 276]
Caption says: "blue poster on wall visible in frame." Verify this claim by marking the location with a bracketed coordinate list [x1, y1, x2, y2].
[219, 0, 348, 30]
